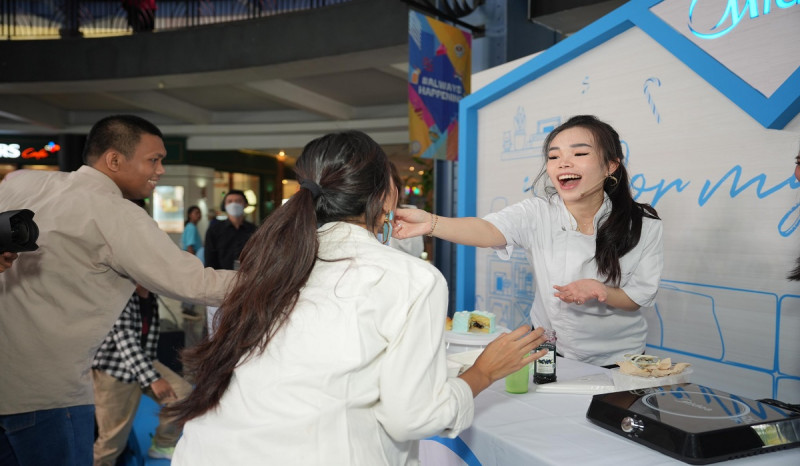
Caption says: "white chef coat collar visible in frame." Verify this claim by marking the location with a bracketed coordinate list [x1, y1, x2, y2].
[554, 193, 612, 233]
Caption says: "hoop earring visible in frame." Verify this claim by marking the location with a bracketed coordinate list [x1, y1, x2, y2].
[606, 174, 619, 187]
[381, 210, 395, 244]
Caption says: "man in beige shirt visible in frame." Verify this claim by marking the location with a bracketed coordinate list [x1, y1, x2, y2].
[0, 115, 235, 465]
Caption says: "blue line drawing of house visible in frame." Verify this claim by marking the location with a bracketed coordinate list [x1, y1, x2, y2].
[500, 109, 560, 161]
[485, 249, 534, 329]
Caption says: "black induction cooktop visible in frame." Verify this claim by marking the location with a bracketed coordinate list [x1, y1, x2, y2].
[586, 383, 800, 464]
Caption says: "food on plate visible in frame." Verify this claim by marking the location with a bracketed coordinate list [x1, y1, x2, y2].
[449, 310, 496, 334]
[616, 354, 690, 378]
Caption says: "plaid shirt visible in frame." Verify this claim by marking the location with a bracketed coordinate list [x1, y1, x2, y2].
[92, 292, 161, 388]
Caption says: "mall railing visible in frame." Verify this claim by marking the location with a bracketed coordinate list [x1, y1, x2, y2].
[0, 0, 352, 40]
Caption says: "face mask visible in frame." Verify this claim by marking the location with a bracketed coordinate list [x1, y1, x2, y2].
[225, 202, 245, 217]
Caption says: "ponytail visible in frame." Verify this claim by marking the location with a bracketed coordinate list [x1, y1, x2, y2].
[164, 189, 320, 426]
[596, 162, 659, 285]
[164, 130, 393, 426]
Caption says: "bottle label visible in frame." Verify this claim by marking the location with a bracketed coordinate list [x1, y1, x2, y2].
[537, 349, 554, 374]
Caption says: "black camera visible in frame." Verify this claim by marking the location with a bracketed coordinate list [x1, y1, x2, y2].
[0, 209, 39, 253]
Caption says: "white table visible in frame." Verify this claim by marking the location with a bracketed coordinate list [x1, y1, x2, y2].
[420, 358, 799, 465]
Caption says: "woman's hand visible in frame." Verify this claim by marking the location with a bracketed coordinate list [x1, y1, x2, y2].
[553, 279, 607, 305]
[459, 326, 547, 397]
[393, 208, 434, 239]
[553, 279, 640, 311]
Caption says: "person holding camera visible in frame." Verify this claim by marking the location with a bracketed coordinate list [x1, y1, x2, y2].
[0, 115, 235, 465]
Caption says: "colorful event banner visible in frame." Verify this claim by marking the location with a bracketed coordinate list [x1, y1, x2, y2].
[408, 11, 471, 161]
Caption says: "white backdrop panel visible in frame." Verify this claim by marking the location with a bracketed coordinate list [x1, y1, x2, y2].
[471, 27, 800, 402]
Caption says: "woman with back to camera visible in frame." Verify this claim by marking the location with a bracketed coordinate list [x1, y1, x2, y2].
[394, 115, 664, 367]
[166, 130, 546, 465]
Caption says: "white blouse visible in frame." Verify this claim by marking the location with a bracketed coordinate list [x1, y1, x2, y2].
[173, 222, 474, 466]
[484, 195, 664, 366]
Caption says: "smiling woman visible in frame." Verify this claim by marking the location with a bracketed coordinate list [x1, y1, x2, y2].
[394, 115, 664, 367]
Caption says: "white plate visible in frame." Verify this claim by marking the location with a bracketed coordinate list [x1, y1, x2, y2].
[533, 373, 616, 395]
[444, 326, 510, 346]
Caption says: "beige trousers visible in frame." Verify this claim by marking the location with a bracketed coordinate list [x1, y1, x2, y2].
[92, 360, 193, 466]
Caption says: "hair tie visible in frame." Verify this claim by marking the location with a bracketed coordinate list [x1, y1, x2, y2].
[300, 180, 323, 200]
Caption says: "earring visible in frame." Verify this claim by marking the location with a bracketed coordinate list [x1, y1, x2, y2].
[381, 211, 395, 244]
[606, 174, 619, 187]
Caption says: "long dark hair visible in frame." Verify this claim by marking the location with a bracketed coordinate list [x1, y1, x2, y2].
[184, 205, 200, 226]
[164, 130, 395, 425]
[789, 259, 800, 281]
[535, 115, 660, 285]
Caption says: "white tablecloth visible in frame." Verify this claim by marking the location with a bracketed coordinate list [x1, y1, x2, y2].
[420, 358, 799, 465]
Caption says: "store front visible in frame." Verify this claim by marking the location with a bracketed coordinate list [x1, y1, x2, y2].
[0, 137, 62, 179]
[1, 134, 287, 249]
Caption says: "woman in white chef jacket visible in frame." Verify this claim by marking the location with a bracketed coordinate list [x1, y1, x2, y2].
[395, 115, 664, 367]
[165, 130, 547, 465]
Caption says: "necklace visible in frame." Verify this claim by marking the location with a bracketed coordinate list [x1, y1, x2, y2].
[575, 219, 594, 233]
[565, 207, 594, 234]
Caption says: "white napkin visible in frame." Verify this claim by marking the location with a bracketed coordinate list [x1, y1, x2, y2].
[532, 372, 616, 394]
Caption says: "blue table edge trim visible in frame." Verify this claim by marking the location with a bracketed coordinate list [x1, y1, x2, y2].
[427, 435, 482, 466]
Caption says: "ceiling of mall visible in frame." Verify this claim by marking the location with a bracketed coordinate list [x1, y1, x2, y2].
[0, 0, 616, 169]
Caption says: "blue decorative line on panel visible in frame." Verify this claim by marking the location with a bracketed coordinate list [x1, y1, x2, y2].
[629, 168, 796, 234]
[698, 167, 797, 206]
[485, 250, 535, 328]
[776, 294, 800, 374]
[643, 77, 662, 123]
[629, 175, 691, 206]
[428, 436, 482, 466]
[656, 283, 726, 360]
[779, 202, 800, 237]
[651, 302, 665, 346]
[500, 109, 558, 161]
[651, 279, 799, 399]
[634, 2, 800, 129]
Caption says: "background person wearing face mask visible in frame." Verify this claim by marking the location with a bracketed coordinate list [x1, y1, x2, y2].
[204, 190, 256, 335]
[204, 190, 256, 271]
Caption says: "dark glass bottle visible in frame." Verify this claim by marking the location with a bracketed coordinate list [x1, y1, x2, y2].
[533, 329, 557, 384]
